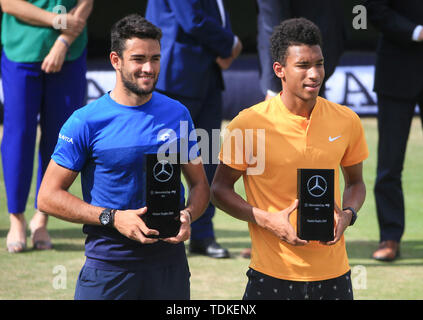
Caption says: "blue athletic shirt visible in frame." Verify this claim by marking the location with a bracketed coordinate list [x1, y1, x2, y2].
[51, 91, 199, 271]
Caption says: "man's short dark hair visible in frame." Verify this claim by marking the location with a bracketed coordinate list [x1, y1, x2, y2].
[111, 14, 162, 57]
[270, 17, 322, 65]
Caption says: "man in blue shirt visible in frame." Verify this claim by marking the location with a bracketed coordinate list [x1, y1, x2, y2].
[37, 14, 210, 300]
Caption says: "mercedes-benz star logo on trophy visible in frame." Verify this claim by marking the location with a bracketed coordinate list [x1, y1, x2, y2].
[153, 160, 174, 183]
[297, 169, 334, 241]
[143, 153, 181, 238]
[307, 175, 327, 198]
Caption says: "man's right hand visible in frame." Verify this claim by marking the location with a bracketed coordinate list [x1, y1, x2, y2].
[113, 207, 160, 244]
[259, 200, 308, 246]
[216, 36, 243, 70]
[55, 12, 85, 38]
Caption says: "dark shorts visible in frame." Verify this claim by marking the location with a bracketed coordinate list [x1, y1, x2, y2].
[74, 260, 191, 300]
[243, 268, 353, 300]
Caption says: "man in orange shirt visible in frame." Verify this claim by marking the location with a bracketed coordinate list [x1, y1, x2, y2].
[211, 18, 368, 300]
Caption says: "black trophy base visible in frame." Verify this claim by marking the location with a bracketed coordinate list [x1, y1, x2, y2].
[143, 153, 181, 238]
[297, 168, 334, 242]
[142, 213, 181, 239]
[297, 217, 334, 242]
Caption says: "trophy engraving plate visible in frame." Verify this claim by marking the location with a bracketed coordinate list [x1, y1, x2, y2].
[142, 153, 181, 238]
[297, 168, 334, 241]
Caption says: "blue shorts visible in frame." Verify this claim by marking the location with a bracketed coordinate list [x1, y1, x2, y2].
[74, 259, 191, 300]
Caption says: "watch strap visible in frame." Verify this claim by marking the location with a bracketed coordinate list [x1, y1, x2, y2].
[343, 207, 357, 226]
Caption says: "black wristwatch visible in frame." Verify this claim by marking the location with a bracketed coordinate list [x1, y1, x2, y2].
[99, 208, 117, 227]
[343, 207, 357, 226]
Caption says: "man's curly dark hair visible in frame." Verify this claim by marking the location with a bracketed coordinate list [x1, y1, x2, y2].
[270, 17, 322, 65]
[111, 14, 162, 57]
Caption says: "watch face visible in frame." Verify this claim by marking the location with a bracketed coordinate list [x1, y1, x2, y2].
[100, 213, 110, 225]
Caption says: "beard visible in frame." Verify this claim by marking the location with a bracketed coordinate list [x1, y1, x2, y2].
[120, 69, 158, 97]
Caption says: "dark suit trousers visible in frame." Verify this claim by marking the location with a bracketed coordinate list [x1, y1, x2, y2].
[159, 72, 223, 241]
[374, 94, 423, 242]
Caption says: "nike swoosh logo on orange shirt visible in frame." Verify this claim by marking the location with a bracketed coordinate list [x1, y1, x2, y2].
[329, 135, 341, 142]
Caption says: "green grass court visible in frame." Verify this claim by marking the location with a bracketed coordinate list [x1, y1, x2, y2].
[0, 117, 422, 300]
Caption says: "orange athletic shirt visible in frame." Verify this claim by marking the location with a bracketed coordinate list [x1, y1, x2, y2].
[219, 95, 369, 281]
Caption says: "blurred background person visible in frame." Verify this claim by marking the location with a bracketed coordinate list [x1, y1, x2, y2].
[257, 0, 345, 101]
[1, 0, 93, 253]
[146, 0, 242, 258]
[365, 0, 423, 262]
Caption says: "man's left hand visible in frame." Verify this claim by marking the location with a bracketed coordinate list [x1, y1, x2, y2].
[320, 204, 352, 246]
[161, 209, 191, 244]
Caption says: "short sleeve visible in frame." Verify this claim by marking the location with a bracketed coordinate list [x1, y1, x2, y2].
[51, 111, 90, 171]
[341, 112, 369, 167]
[218, 113, 249, 172]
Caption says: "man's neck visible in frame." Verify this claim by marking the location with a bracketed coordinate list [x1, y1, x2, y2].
[110, 86, 152, 107]
[280, 92, 316, 119]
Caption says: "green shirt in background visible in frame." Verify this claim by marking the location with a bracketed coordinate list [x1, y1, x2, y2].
[1, 0, 87, 63]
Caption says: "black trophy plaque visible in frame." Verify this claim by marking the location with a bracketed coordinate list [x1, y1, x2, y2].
[142, 153, 181, 238]
[297, 168, 334, 241]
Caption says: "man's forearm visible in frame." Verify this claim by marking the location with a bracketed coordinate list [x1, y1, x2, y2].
[38, 188, 102, 226]
[1, 0, 56, 27]
[185, 181, 210, 223]
[73, 0, 94, 20]
[1, 0, 93, 43]
[342, 181, 366, 213]
[211, 185, 266, 226]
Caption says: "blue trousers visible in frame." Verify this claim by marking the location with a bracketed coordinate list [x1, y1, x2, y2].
[1, 50, 87, 214]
